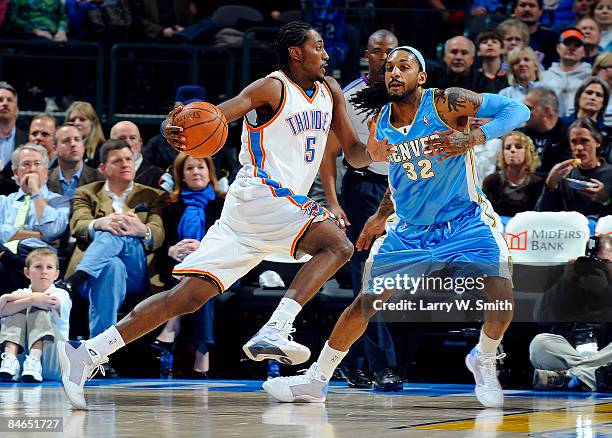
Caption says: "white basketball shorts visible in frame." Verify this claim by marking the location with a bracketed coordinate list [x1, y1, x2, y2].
[172, 175, 330, 292]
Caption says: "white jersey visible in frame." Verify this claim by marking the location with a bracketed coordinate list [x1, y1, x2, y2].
[238, 70, 334, 196]
[343, 76, 389, 175]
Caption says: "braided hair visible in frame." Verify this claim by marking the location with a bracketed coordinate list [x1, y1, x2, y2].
[275, 21, 314, 72]
[349, 71, 389, 119]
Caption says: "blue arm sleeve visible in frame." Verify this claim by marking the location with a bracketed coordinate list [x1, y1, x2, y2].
[476, 93, 530, 142]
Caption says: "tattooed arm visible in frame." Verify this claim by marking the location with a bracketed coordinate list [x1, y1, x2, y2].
[425, 88, 529, 161]
[433, 87, 482, 132]
[356, 188, 394, 251]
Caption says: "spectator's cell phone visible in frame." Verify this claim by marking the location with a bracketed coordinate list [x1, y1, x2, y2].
[566, 178, 598, 190]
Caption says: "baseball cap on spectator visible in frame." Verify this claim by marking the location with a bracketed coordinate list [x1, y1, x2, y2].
[0, 81, 17, 97]
[175, 85, 206, 105]
[559, 28, 585, 45]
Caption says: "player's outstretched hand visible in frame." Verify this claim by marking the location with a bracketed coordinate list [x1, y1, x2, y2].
[367, 120, 393, 162]
[163, 106, 187, 151]
[356, 213, 386, 251]
[423, 129, 482, 161]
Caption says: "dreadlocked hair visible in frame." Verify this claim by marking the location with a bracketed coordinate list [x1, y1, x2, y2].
[349, 64, 389, 120]
[275, 21, 314, 72]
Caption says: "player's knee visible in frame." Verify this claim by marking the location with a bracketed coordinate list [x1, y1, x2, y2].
[332, 237, 354, 264]
[349, 294, 378, 321]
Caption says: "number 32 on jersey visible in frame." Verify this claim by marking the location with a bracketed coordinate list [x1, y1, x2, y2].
[402, 159, 435, 181]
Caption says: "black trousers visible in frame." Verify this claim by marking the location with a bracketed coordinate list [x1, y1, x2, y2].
[339, 170, 397, 372]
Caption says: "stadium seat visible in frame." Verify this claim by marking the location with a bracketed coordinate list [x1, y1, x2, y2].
[596, 215, 612, 235]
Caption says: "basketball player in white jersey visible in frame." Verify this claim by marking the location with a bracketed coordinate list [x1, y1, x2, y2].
[57, 21, 390, 409]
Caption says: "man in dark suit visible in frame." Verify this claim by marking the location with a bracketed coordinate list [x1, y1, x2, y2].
[62, 140, 166, 342]
[110, 121, 164, 189]
[0, 82, 28, 195]
[47, 124, 103, 198]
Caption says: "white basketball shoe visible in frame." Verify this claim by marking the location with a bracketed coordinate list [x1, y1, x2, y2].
[0, 352, 20, 381]
[465, 346, 505, 408]
[243, 322, 311, 365]
[263, 362, 329, 403]
[21, 354, 43, 383]
[58, 340, 108, 410]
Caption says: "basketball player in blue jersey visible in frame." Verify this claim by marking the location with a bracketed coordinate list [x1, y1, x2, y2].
[264, 46, 530, 408]
[57, 22, 391, 410]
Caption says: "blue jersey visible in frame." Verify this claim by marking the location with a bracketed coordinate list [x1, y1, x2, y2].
[376, 88, 496, 226]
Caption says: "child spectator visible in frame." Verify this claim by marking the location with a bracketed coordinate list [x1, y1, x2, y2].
[8, 0, 68, 42]
[0, 248, 71, 382]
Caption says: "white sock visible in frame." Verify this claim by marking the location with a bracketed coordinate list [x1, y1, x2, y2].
[264, 297, 302, 330]
[29, 349, 42, 360]
[478, 328, 501, 354]
[85, 326, 125, 361]
[316, 341, 348, 381]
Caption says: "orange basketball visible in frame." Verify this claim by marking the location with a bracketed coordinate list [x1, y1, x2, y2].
[172, 102, 228, 158]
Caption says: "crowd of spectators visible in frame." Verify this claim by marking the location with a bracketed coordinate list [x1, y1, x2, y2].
[0, 0, 609, 390]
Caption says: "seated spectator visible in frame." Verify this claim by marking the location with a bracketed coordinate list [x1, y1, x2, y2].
[153, 153, 224, 379]
[28, 113, 57, 169]
[472, 31, 509, 93]
[592, 52, 612, 126]
[65, 101, 105, 168]
[541, 28, 593, 117]
[469, 0, 507, 36]
[499, 46, 543, 101]
[530, 234, 612, 391]
[497, 18, 530, 67]
[573, 0, 594, 23]
[65, 0, 133, 45]
[8, 0, 68, 42]
[593, 0, 612, 51]
[131, 0, 192, 42]
[563, 77, 611, 161]
[540, 0, 578, 31]
[521, 87, 572, 175]
[110, 121, 164, 189]
[0, 82, 28, 196]
[482, 131, 544, 216]
[428, 36, 476, 89]
[563, 76, 610, 125]
[536, 118, 612, 218]
[308, 0, 360, 82]
[61, 140, 165, 360]
[0, 248, 70, 382]
[0, 144, 69, 293]
[512, 0, 558, 66]
[577, 16, 603, 64]
[47, 124, 103, 198]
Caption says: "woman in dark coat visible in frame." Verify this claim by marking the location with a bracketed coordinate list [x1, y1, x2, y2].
[152, 153, 224, 378]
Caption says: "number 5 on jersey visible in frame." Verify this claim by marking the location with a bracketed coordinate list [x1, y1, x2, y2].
[304, 137, 316, 163]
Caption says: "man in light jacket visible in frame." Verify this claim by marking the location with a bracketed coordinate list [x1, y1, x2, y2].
[542, 28, 593, 117]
